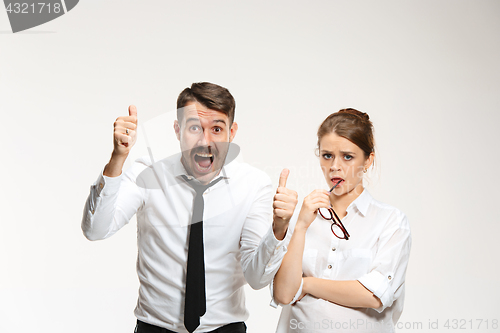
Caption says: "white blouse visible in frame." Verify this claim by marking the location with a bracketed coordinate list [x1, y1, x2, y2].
[274, 189, 411, 333]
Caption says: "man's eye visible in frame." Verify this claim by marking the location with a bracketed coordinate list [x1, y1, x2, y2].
[213, 127, 222, 133]
[322, 154, 332, 159]
[190, 125, 201, 132]
[344, 155, 353, 161]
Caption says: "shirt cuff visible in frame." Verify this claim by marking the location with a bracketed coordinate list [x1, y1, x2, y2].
[357, 270, 394, 312]
[262, 224, 291, 255]
[97, 170, 122, 197]
[269, 278, 304, 308]
[262, 226, 291, 271]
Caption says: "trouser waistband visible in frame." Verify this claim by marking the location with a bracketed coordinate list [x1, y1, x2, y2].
[135, 319, 247, 333]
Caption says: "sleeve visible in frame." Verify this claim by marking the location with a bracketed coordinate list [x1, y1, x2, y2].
[357, 211, 412, 312]
[239, 174, 291, 290]
[81, 159, 147, 241]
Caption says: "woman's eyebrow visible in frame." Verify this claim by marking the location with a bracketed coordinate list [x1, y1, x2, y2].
[320, 150, 356, 155]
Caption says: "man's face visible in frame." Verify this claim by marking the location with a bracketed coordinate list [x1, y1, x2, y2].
[174, 102, 238, 184]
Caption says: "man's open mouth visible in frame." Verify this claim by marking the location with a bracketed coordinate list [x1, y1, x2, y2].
[193, 152, 214, 172]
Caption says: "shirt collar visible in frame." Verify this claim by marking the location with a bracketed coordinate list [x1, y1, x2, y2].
[346, 189, 372, 217]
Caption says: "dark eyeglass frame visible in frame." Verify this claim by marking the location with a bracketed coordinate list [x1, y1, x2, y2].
[318, 207, 350, 240]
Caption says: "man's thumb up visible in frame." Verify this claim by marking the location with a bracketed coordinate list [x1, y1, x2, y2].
[129, 105, 138, 117]
[273, 168, 297, 239]
[278, 168, 289, 188]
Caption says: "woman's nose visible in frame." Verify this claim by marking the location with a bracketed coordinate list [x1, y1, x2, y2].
[330, 159, 341, 171]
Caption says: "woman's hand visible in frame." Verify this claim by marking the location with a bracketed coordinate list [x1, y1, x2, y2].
[295, 189, 330, 231]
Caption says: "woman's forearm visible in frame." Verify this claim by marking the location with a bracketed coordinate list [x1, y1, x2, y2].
[273, 226, 307, 304]
[303, 277, 382, 309]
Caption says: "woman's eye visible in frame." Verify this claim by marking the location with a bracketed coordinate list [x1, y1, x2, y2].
[322, 154, 332, 159]
[344, 155, 353, 161]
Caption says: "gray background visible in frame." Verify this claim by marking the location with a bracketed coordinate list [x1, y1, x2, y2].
[1, 1, 499, 332]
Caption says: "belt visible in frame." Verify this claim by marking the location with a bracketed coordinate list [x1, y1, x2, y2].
[136, 320, 246, 333]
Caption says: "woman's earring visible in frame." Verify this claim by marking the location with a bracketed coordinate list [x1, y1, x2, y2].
[363, 169, 367, 173]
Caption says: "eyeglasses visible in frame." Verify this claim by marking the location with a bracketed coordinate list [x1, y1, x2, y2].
[318, 207, 350, 240]
[318, 179, 350, 240]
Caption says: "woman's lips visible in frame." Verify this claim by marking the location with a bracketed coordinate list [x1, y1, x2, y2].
[331, 178, 344, 186]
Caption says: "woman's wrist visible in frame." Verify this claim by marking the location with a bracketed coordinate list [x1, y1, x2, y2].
[294, 218, 311, 233]
[302, 277, 312, 295]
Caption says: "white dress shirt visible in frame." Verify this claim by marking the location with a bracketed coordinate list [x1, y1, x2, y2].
[273, 189, 411, 333]
[82, 154, 288, 333]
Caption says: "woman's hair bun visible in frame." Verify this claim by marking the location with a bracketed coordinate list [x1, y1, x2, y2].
[337, 108, 370, 121]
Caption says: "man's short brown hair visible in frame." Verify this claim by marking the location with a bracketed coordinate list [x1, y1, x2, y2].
[177, 82, 236, 124]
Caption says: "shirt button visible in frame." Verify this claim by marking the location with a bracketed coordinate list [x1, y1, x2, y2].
[388, 276, 392, 280]
[328, 265, 332, 269]
[91, 209, 95, 214]
[99, 183, 103, 189]
[332, 247, 336, 251]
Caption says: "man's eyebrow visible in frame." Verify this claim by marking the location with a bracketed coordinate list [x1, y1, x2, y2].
[213, 119, 227, 125]
[185, 117, 201, 124]
[185, 118, 227, 126]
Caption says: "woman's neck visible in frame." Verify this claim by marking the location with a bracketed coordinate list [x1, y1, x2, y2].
[329, 183, 364, 219]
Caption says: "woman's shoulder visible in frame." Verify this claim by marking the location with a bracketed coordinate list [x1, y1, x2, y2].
[365, 192, 410, 229]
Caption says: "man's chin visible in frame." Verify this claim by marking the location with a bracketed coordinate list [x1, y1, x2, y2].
[192, 162, 223, 182]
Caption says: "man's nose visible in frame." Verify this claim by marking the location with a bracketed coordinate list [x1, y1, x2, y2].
[197, 129, 212, 147]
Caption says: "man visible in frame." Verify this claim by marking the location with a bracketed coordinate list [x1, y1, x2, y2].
[82, 82, 297, 333]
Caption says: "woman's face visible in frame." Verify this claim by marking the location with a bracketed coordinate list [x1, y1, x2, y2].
[319, 132, 374, 197]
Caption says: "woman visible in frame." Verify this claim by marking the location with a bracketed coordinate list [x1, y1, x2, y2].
[272, 109, 411, 332]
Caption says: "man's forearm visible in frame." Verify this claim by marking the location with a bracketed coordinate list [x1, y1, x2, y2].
[103, 152, 127, 177]
[81, 173, 121, 241]
[272, 219, 288, 240]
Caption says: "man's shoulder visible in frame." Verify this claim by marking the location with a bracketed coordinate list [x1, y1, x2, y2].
[122, 155, 153, 180]
[227, 160, 272, 186]
[124, 154, 181, 184]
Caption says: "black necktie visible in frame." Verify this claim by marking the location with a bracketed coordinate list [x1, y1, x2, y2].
[182, 176, 223, 333]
